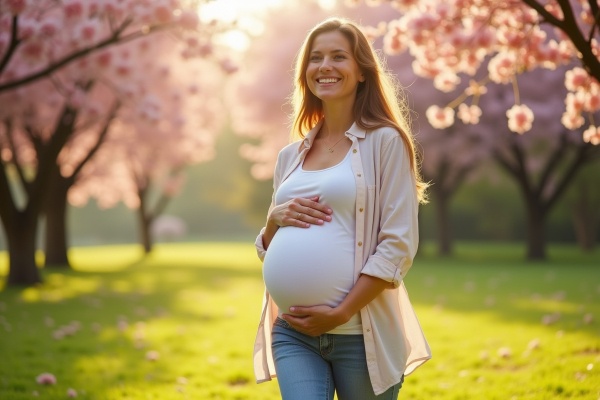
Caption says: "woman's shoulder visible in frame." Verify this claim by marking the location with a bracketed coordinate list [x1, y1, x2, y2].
[277, 140, 303, 160]
[366, 125, 402, 141]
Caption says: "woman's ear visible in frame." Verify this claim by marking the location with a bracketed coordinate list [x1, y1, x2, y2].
[359, 72, 365, 83]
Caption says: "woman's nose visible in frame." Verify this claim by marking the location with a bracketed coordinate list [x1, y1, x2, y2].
[319, 57, 332, 72]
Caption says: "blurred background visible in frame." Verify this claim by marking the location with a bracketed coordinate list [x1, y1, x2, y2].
[0, 0, 598, 256]
[1, 1, 599, 399]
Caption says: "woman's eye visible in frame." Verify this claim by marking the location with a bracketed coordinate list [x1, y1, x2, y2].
[310, 56, 322, 61]
[334, 55, 345, 59]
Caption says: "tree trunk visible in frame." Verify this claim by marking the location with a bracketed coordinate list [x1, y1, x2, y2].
[44, 167, 72, 267]
[573, 183, 597, 251]
[138, 190, 153, 253]
[433, 188, 452, 256]
[525, 203, 546, 260]
[5, 213, 42, 285]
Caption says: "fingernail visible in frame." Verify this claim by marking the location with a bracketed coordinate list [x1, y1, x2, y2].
[328, 209, 332, 213]
[290, 307, 295, 312]
[325, 216, 331, 221]
[318, 219, 323, 224]
[305, 223, 309, 227]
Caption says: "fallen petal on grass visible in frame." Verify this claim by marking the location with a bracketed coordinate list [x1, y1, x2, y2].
[67, 388, 77, 397]
[497, 347, 512, 358]
[36, 373, 56, 385]
[146, 350, 160, 361]
[527, 338, 540, 350]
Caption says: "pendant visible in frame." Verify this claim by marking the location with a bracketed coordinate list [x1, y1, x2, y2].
[328, 148, 333, 153]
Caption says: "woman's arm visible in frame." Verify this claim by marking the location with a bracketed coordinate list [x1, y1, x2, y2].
[282, 274, 390, 336]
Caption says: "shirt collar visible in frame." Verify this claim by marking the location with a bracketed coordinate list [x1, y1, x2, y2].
[298, 118, 366, 152]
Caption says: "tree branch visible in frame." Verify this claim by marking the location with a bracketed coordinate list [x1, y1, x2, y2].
[0, 142, 17, 231]
[520, 0, 564, 28]
[27, 105, 78, 217]
[535, 132, 568, 199]
[71, 100, 120, 179]
[0, 16, 20, 75]
[544, 142, 597, 212]
[22, 124, 43, 158]
[0, 20, 174, 93]
[556, 0, 600, 82]
[588, 0, 600, 29]
[4, 119, 33, 196]
[151, 191, 172, 220]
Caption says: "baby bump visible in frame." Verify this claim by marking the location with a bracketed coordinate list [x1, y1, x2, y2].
[263, 224, 355, 315]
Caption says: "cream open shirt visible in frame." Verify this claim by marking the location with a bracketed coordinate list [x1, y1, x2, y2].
[253, 119, 432, 395]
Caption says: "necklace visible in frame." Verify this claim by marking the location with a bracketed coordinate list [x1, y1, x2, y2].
[321, 126, 347, 153]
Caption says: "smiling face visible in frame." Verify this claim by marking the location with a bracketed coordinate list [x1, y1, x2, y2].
[306, 30, 364, 105]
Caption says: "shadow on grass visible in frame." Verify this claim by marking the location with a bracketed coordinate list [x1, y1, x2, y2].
[0, 242, 598, 399]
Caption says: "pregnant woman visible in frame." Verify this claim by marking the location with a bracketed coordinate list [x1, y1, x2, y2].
[253, 17, 432, 400]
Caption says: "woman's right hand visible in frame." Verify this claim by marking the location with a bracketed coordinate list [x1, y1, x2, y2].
[268, 196, 333, 228]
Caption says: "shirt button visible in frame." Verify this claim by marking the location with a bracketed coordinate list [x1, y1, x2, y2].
[358, 242, 363, 246]
[353, 149, 357, 153]
[359, 208, 363, 212]
[366, 328, 370, 332]
[357, 173, 361, 177]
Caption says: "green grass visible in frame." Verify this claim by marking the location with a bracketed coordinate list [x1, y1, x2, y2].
[0, 242, 599, 400]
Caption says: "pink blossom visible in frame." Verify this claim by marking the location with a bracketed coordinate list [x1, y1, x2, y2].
[565, 91, 585, 114]
[426, 105, 455, 129]
[96, 50, 113, 68]
[433, 71, 460, 92]
[583, 126, 600, 145]
[63, 0, 85, 19]
[506, 104, 534, 134]
[39, 19, 60, 37]
[36, 373, 57, 385]
[582, 313, 593, 324]
[18, 19, 38, 40]
[457, 104, 482, 124]
[76, 20, 101, 44]
[565, 68, 590, 92]
[5, 0, 27, 15]
[153, 4, 172, 24]
[488, 52, 516, 84]
[20, 40, 45, 64]
[561, 111, 584, 130]
[584, 90, 600, 112]
[178, 10, 199, 30]
[67, 388, 77, 397]
[220, 58, 238, 74]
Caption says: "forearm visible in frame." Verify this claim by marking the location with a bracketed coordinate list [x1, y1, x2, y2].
[261, 219, 279, 250]
[335, 274, 391, 323]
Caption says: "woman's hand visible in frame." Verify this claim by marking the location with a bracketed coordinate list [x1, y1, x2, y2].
[281, 305, 349, 337]
[268, 196, 333, 228]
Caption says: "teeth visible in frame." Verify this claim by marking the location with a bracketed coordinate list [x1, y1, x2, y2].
[318, 78, 338, 83]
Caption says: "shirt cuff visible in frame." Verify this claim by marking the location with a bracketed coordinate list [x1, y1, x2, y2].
[255, 227, 267, 262]
[361, 255, 404, 288]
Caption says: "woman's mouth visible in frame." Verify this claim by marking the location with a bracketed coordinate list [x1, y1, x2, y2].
[317, 78, 340, 84]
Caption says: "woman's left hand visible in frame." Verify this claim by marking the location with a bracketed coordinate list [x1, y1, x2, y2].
[281, 305, 348, 337]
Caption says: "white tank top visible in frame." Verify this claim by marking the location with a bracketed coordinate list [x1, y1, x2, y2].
[263, 148, 362, 334]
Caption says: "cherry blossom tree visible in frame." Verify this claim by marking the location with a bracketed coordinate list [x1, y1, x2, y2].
[367, 0, 600, 146]
[0, 0, 229, 285]
[477, 66, 599, 259]
[67, 48, 226, 254]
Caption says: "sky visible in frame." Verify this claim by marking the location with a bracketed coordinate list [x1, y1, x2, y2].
[198, 0, 338, 51]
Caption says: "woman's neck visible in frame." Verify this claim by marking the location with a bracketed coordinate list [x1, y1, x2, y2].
[320, 98, 355, 139]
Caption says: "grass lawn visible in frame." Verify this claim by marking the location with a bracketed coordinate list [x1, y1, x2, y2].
[0, 242, 599, 400]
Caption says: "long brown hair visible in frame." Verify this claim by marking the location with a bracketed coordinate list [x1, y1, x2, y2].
[290, 17, 428, 203]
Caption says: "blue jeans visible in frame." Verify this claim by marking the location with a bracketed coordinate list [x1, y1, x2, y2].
[271, 317, 403, 400]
